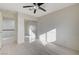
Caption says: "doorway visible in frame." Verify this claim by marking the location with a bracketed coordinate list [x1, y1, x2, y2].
[24, 20, 37, 43]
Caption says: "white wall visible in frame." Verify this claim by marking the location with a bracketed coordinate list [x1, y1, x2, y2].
[0, 12, 2, 48]
[38, 4, 79, 51]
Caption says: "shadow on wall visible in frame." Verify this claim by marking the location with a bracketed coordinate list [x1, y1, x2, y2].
[39, 28, 56, 46]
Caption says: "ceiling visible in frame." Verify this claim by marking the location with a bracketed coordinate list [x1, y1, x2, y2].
[0, 3, 75, 17]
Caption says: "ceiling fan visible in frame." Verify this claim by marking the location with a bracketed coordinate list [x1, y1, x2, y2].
[23, 3, 46, 14]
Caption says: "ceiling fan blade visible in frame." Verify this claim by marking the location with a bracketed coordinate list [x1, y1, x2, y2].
[34, 9, 36, 14]
[37, 3, 44, 6]
[23, 6, 33, 8]
[33, 3, 36, 6]
[39, 7, 46, 12]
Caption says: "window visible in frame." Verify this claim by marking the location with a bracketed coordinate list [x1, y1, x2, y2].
[2, 18, 15, 40]
[39, 28, 56, 46]
[2, 19, 15, 30]
[29, 25, 36, 43]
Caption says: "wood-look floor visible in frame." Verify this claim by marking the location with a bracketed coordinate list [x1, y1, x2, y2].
[0, 39, 79, 55]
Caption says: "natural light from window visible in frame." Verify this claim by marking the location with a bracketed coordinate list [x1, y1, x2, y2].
[47, 29, 56, 42]
[29, 25, 36, 43]
[39, 33, 47, 46]
[39, 28, 56, 46]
